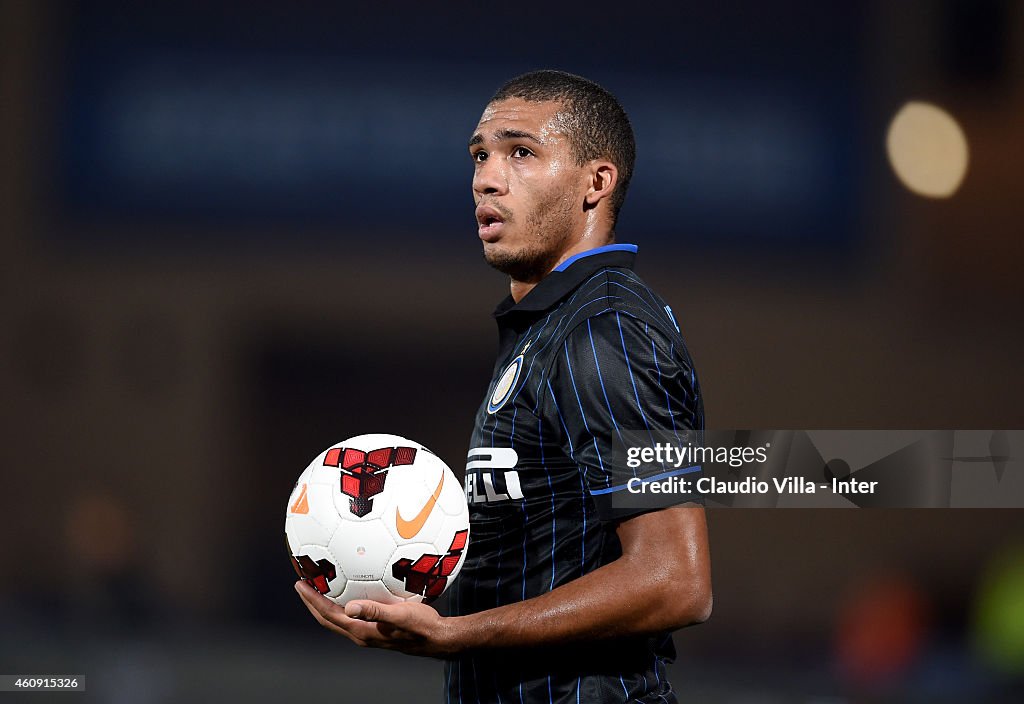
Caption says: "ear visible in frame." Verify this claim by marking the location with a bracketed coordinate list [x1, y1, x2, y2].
[583, 160, 618, 209]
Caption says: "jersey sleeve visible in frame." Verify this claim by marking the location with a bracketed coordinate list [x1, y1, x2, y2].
[543, 310, 703, 521]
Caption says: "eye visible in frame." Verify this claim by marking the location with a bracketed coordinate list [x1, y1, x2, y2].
[472, 150, 488, 163]
[511, 146, 533, 158]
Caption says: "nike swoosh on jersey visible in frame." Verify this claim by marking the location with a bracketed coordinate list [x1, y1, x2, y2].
[396, 472, 445, 539]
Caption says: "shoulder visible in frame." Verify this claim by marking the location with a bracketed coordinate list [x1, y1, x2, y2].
[554, 267, 687, 361]
[541, 303, 704, 432]
[561, 267, 669, 321]
[557, 310, 690, 382]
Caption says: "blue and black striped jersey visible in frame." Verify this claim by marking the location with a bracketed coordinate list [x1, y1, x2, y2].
[446, 244, 704, 704]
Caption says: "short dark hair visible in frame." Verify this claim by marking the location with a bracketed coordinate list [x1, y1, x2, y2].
[490, 70, 636, 225]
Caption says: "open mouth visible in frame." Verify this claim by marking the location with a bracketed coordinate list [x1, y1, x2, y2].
[476, 206, 506, 240]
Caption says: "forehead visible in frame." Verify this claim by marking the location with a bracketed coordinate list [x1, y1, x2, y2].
[473, 98, 566, 139]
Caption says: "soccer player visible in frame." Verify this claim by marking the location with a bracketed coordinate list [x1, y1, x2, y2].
[296, 70, 711, 704]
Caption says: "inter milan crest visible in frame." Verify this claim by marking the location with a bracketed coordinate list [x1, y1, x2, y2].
[487, 354, 524, 414]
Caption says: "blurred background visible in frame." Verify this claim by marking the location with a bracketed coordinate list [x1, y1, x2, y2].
[1, 0, 1023, 701]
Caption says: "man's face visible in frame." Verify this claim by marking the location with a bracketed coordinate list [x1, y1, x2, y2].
[469, 98, 588, 282]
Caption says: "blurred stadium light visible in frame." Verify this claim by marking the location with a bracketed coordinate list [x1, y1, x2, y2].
[886, 101, 969, 198]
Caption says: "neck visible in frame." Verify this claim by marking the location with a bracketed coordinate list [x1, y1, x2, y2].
[508, 228, 614, 303]
[509, 278, 539, 304]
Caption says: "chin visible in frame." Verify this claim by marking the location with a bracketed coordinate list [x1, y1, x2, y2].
[481, 240, 499, 260]
[482, 240, 515, 263]
[482, 248, 514, 276]
[484, 246, 555, 282]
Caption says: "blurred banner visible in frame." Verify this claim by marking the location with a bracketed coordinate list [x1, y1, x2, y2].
[53, 1, 862, 248]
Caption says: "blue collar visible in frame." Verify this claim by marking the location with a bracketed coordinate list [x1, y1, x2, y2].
[553, 243, 638, 272]
[493, 243, 639, 319]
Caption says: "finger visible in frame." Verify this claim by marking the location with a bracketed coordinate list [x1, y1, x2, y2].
[294, 582, 367, 646]
[294, 584, 414, 648]
[296, 588, 353, 638]
[295, 581, 348, 624]
[295, 580, 351, 619]
[343, 601, 404, 643]
[345, 599, 396, 624]
[295, 579, 329, 606]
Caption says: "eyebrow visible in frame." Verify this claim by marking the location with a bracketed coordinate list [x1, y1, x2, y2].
[468, 128, 543, 149]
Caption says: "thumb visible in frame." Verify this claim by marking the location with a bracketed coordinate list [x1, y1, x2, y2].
[345, 600, 389, 622]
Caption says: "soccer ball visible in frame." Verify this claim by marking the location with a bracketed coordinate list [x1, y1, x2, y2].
[285, 433, 470, 606]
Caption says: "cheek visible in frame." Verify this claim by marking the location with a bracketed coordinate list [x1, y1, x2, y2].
[515, 160, 570, 197]
[510, 155, 563, 185]
[544, 157, 569, 179]
[526, 185, 574, 227]
[510, 161, 579, 222]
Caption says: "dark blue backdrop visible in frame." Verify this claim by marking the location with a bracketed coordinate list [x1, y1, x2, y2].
[55, 1, 865, 249]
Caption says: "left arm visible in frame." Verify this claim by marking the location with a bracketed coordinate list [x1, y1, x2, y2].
[295, 503, 710, 657]
[296, 310, 710, 656]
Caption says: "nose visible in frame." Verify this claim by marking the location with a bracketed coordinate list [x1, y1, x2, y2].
[473, 155, 508, 198]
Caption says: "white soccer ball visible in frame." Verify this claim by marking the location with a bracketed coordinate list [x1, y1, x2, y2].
[285, 433, 470, 605]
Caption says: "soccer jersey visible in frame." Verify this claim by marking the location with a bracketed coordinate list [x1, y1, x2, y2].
[446, 244, 704, 704]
